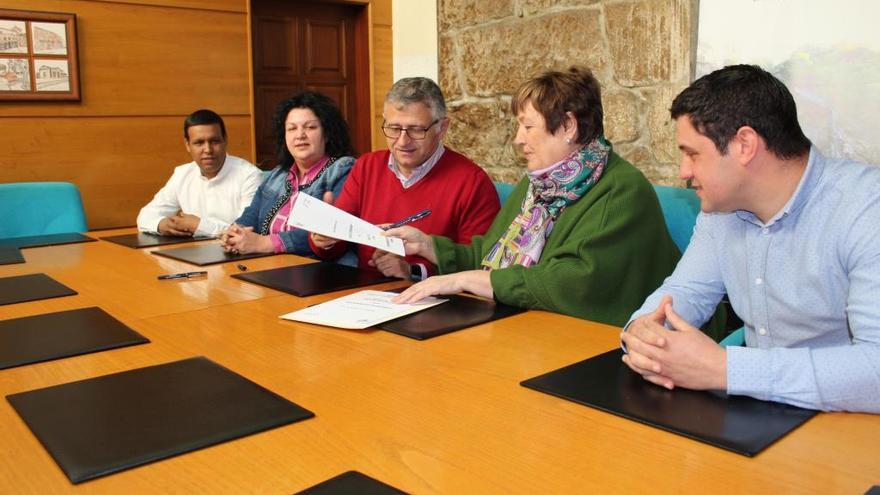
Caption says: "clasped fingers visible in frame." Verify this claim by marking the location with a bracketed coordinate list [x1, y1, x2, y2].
[628, 317, 669, 347]
[621, 349, 675, 390]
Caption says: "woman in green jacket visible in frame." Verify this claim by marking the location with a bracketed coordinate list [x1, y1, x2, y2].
[387, 66, 679, 327]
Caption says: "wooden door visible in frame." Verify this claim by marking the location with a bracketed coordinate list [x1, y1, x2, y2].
[251, 0, 370, 168]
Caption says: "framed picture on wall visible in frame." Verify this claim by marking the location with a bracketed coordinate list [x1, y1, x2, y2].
[0, 8, 80, 101]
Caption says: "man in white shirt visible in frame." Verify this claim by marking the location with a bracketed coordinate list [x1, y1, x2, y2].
[137, 109, 262, 237]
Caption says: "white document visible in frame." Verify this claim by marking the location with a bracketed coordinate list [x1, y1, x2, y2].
[280, 290, 447, 329]
[288, 194, 405, 256]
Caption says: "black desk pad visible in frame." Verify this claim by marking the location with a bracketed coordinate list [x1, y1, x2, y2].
[6, 356, 315, 484]
[232, 262, 393, 297]
[520, 349, 818, 457]
[0, 246, 24, 265]
[0, 232, 95, 250]
[377, 293, 525, 340]
[0, 273, 77, 306]
[151, 244, 274, 266]
[101, 232, 214, 249]
[296, 471, 407, 495]
[0, 307, 149, 370]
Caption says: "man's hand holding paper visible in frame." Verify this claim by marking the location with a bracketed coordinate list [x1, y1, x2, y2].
[289, 194, 405, 256]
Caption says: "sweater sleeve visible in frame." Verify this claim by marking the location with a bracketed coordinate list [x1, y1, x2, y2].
[433, 177, 526, 273]
[489, 179, 650, 322]
[453, 171, 501, 244]
[436, 168, 677, 326]
[433, 234, 488, 273]
[331, 156, 363, 217]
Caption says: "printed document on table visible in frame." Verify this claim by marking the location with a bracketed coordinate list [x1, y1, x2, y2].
[288, 194, 405, 256]
[280, 290, 447, 329]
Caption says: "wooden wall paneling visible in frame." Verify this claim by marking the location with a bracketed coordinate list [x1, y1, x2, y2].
[0, 0, 251, 117]
[0, 1, 254, 229]
[245, 0, 392, 153]
[0, 116, 251, 229]
[90, 0, 246, 12]
[0, 0, 246, 15]
[250, 1, 368, 162]
[371, 22, 392, 150]
[351, 4, 372, 154]
[304, 18, 346, 77]
[369, 0, 391, 25]
[253, 16, 297, 73]
[250, 10, 298, 164]
[0, 0, 392, 227]
[252, 85, 292, 162]
[245, 0, 257, 168]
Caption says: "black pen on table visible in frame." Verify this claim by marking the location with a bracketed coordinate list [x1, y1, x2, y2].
[384, 208, 431, 230]
[157, 271, 207, 280]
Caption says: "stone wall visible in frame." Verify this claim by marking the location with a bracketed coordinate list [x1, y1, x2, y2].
[438, 0, 696, 185]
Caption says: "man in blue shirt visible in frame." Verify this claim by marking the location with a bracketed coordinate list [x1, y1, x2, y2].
[621, 65, 880, 413]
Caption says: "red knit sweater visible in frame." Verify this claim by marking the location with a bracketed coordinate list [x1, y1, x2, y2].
[311, 148, 500, 274]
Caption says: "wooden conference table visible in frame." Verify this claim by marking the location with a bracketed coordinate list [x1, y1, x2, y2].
[0, 229, 877, 494]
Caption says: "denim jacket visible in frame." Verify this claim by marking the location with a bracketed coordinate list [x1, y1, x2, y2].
[235, 156, 355, 256]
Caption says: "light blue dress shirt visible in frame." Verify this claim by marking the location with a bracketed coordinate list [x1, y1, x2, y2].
[630, 148, 880, 412]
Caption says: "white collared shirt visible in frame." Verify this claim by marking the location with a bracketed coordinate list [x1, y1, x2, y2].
[387, 143, 446, 188]
[137, 154, 261, 236]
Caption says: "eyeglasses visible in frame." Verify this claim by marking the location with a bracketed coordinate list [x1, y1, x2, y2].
[381, 120, 440, 140]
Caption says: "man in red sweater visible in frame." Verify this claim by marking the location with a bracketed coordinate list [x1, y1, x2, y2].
[310, 77, 500, 280]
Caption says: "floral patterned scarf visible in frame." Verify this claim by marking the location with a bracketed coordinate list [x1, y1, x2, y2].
[480, 136, 610, 270]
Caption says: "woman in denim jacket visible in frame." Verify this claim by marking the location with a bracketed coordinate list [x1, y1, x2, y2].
[222, 91, 356, 257]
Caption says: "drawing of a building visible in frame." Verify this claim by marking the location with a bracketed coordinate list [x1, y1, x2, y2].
[0, 26, 26, 51]
[37, 64, 67, 79]
[34, 26, 65, 51]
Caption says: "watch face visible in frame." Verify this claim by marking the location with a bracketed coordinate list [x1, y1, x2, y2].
[410, 264, 421, 280]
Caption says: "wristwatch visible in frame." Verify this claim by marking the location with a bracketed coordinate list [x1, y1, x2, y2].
[409, 263, 422, 281]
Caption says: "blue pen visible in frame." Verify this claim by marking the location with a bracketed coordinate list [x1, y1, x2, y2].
[385, 208, 431, 230]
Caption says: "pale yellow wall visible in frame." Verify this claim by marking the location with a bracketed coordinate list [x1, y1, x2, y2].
[391, 0, 438, 81]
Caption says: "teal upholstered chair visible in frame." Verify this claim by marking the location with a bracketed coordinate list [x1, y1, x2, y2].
[652, 184, 700, 253]
[720, 327, 745, 347]
[0, 182, 88, 239]
[494, 181, 515, 207]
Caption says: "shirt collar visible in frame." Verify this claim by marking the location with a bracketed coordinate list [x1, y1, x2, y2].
[735, 147, 824, 227]
[287, 155, 330, 187]
[198, 153, 230, 182]
[387, 143, 445, 188]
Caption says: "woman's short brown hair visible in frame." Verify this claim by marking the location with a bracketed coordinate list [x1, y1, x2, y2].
[511, 66, 604, 144]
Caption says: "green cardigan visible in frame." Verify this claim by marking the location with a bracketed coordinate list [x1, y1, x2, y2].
[432, 152, 680, 327]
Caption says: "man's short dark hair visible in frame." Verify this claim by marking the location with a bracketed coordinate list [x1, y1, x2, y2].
[184, 109, 227, 141]
[670, 64, 811, 159]
[271, 91, 355, 169]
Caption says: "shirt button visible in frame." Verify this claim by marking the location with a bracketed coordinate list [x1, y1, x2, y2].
[758, 327, 767, 336]
[755, 277, 763, 285]
[761, 228, 770, 235]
